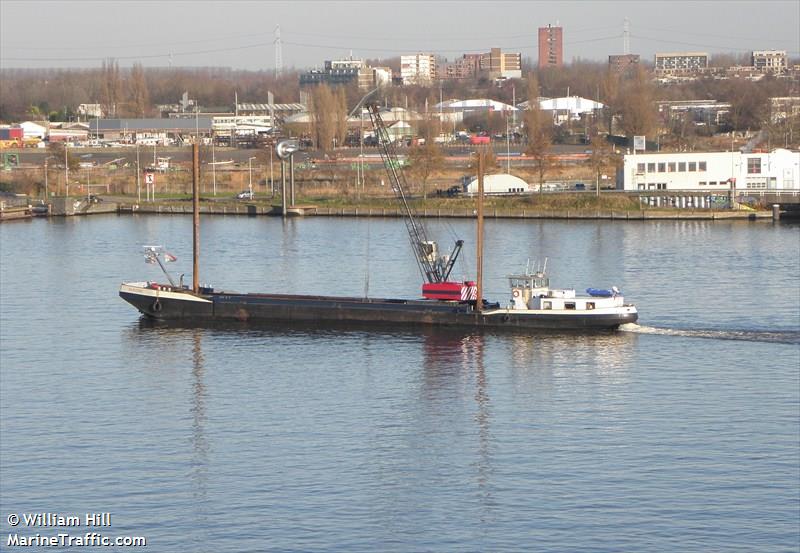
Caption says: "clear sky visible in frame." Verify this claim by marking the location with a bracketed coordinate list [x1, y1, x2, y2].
[1, 0, 798, 70]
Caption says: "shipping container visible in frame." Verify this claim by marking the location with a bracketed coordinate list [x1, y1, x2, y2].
[0, 128, 22, 141]
[469, 135, 490, 145]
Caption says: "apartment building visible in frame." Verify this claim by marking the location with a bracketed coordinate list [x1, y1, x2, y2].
[654, 52, 709, 75]
[538, 25, 563, 69]
[608, 54, 640, 74]
[752, 50, 787, 73]
[400, 54, 437, 85]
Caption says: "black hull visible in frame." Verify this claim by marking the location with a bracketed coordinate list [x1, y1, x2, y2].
[120, 287, 638, 330]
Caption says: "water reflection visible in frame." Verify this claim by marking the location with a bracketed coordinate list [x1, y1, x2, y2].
[422, 330, 494, 519]
[190, 330, 208, 537]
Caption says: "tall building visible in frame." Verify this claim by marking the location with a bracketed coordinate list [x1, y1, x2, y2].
[752, 50, 787, 73]
[608, 54, 640, 74]
[654, 52, 709, 75]
[481, 48, 522, 79]
[538, 25, 563, 69]
[442, 54, 481, 80]
[400, 54, 437, 85]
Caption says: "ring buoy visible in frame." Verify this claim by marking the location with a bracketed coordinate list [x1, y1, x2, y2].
[152, 299, 162, 312]
[512, 289, 520, 298]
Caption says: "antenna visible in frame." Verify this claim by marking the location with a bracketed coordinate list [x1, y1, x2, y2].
[623, 18, 630, 55]
[274, 25, 283, 78]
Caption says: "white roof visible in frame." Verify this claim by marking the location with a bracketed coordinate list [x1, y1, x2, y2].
[537, 96, 605, 114]
[466, 173, 529, 193]
[434, 99, 518, 112]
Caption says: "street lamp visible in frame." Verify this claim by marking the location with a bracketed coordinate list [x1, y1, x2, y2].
[211, 136, 216, 196]
[248, 156, 256, 196]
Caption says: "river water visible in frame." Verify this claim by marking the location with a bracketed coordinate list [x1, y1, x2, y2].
[1, 214, 798, 552]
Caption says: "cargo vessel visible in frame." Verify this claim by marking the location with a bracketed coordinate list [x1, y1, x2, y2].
[120, 102, 637, 330]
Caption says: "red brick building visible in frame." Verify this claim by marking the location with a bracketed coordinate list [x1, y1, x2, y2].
[538, 25, 563, 69]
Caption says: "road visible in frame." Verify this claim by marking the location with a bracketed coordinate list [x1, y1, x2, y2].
[10, 143, 591, 170]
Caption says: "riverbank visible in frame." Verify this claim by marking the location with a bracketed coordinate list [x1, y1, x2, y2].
[13, 192, 779, 221]
[124, 202, 770, 220]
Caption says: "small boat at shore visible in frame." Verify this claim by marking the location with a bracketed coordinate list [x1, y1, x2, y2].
[120, 99, 637, 331]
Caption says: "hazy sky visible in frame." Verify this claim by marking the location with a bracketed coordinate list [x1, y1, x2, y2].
[1, 0, 798, 70]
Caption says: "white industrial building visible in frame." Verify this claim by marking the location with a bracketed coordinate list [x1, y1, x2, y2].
[621, 149, 800, 191]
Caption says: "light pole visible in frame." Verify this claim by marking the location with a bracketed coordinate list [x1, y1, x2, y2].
[64, 145, 69, 197]
[43, 158, 48, 199]
[269, 145, 274, 198]
[248, 156, 256, 196]
[136, 143, 141, 203]
[506, 113, 511, 174]
[211, 136, 216, 196]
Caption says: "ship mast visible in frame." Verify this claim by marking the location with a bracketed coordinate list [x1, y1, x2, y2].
[476, 148, 485, 312]
[192, 143, 200, 292]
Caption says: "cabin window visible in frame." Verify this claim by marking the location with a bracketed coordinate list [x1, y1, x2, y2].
[542, 301, 552, 310]
[647, 163, 656, 172]
[699, 161, 707, 171]
[678, 162, 687, 172]
[637, 163, 645, 173]
[668, 162, 676, 172]
[565, 302, 576, 310]
[699, 181, 706, 186]
[586, 302, 595, 310]
[658, 163, 666, 173]
[747, 157, 761, 174]
[688, 162, 697, 171]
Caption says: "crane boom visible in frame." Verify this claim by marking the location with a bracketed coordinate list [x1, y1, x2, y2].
[366, 104, 474, 301]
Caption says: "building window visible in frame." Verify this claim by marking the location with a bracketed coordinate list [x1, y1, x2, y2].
[678, 162, 686, 172]
[699, 161, 707, 171]
[747, 158, 761, 174]
[647, 163, 656, 172]
[637, 163, 645, 173]
[668, 162, 676, 172]
[688, 162, 697, 171]
[658, 162, 666, 172]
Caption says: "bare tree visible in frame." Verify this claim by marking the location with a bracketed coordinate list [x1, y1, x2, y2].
[309, 84, 340, 152]
[524, 74, 552, 194]
[101, 58, 121, 117]
[407, 140, 444, 199]
[618, 67, 656, 139]
[129, 63, 150, 117]
[589, 136, 614, 196]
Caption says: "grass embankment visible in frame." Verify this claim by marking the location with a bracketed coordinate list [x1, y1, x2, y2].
[293, 192, 643, 212]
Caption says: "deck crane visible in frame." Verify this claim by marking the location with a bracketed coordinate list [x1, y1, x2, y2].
[366, 103, 476, 302]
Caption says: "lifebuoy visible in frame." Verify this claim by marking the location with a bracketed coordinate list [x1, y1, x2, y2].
[512, 289, 520, 298]
[152, 299, 162, 312]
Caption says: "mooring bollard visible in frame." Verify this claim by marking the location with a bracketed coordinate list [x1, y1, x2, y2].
[772, 204, 780, 221]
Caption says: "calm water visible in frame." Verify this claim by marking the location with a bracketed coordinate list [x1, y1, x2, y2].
[1, 215, 798, 552]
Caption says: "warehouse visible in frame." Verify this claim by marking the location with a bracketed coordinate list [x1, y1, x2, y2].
[620, 149, 800, 191]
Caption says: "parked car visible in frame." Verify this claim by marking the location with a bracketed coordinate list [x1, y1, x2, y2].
[236, 190, 255, 200]
[574, 183, 586, 191]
